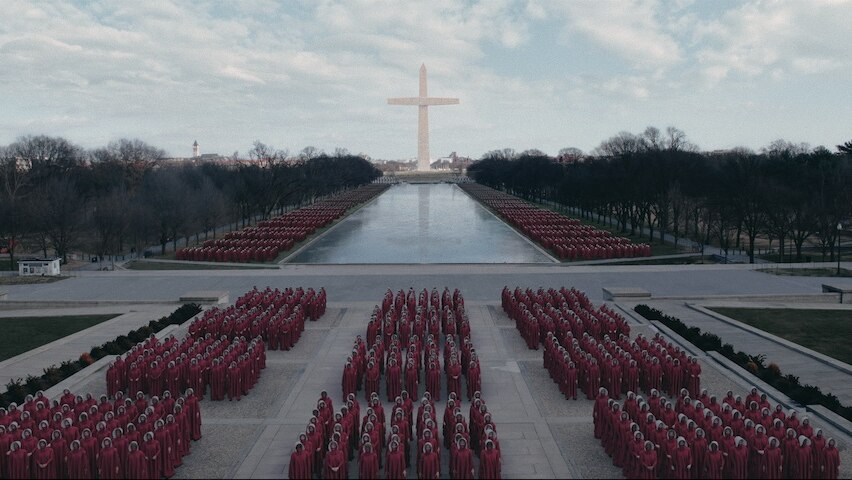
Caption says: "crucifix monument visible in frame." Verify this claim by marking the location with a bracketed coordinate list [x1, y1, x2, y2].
[388, 64, 459, 172]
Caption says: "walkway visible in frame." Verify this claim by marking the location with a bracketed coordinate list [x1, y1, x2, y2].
[0, 304, 180, 386]
[637, 300, 852, 406]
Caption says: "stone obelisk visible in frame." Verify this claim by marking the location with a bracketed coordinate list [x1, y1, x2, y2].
[388, 64, 459, 172]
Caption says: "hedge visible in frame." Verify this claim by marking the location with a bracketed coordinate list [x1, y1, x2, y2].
[634, 304, 852, 423]
[0, 303, 201, 408]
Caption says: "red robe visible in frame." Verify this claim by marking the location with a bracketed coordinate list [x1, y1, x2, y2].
[447, 363, 462, 399]
[185, 394, 203, 441]
[211, 364, 226, 401]
[126, 449, 148, 479]
[824, 446, 839, 480]
[323, 449, 347, 479]
[6, 448, 30, 479]
[386, 448, 406, 479]
[155, 428, 174, 478]
[358, 450, 379, 479]
[704, 450, 724, 479]
[419, 450, 440, 480]
[671, 445, 692, 479]
[638, 449, 657, 480]
[288, 449, 311, 479]
[426, 368, 441, 401]
[729, 445, 749, 479]
[765, 445, 782, 479]
[144, 439, 161, 480]
[32, 447, 56, 480]
[452, 446, 474, 479]
[386, 364, 402, 402]
[227, 365, 242, 401]
[479, 447, 501, 479]
[98, 444, 122, 479]
[795, 445, 812, 479]
[67, 448, 91, 479]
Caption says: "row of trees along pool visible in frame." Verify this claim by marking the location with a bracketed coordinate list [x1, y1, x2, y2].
[469, 129, 852, 263]
[0, 137, 381, 267]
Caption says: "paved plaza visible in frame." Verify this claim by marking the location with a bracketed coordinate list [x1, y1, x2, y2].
[2, 263, 851, 478]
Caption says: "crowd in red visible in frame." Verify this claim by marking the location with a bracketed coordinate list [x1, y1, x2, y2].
[176, 184, 389, 262]
[289, 287, 502, 479]
[460, 184, 651, 261]
[0, 387, 202, 479]
[106, 287, 325, 403]
[503, 285, 841, 479]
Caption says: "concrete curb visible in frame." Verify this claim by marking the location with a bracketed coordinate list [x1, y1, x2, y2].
[686, 303, 852, 376]
[652, 293, 840, 303]
[647, 320, 706, 358]
[706, 351, 801, 410]
[0, 300, 179, 310]
[806, 405, 852, 438]
[40, 311, 205, 402]
[611, 303, 651, 326]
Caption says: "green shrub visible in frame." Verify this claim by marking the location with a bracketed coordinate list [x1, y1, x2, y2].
[634, 304, 852, 423]
[1, 304, 202, 409]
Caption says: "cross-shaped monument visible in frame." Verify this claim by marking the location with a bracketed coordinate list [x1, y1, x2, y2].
[388, 64, 459, 172]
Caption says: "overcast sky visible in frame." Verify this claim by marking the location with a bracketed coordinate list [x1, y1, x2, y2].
[1, 0, 850, 159]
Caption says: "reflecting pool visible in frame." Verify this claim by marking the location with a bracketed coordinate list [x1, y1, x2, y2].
[287, 183, 555, 264]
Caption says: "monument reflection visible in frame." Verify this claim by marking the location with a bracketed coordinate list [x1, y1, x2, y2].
[287, 183, 554, 264]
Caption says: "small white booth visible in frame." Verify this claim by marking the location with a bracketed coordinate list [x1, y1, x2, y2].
[18, 257, 61, 276]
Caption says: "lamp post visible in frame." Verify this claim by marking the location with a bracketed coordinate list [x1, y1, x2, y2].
[838, 222, 843, 276]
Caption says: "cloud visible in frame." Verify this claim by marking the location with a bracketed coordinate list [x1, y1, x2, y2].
[548, 0, 683, 68]
[694, 1, 852, 83]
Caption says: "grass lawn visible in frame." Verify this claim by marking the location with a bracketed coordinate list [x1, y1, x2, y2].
[756, 267, 852, 278]
[604, 255, 720, 266]
[0, 276, 68, 285]
[0, 314, 119, 361]
[708, 307, 852, 365]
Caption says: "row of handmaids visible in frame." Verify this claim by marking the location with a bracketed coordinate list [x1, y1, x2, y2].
[460, 184, 652, 260]
[504, 285, 841, 480]
[176, 184, 389, 262]
[0, 285, 325, 479]
[289, 287, 502, 479]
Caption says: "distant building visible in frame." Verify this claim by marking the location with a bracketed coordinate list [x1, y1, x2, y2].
[192, 140, 200, 158]
[18, 257, 61, 276]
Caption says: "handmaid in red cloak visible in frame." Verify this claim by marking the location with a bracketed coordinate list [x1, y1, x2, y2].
[66, 439, 92, 479]
[288, 442, 311, 480]
[671, 437, 692, 479]
[323, 441, 347, 479]
[452, 437, 474, 479]
[764, 436, 782, 479]
[479, 438, 501, 479]
[126, 441, 148, 479]
[704, 441, 724, 479]
[358, 442, 379, 479]
[6, 441, 30, 480]
[143, 432, 161, 480]
[823, 438, 840, 480]
[98, 437, 122, 479]
[385, 440, 407, 479]
[419, 442, 440, 480]
[227, 361, 242, 401]
[32, 439, 55, 480]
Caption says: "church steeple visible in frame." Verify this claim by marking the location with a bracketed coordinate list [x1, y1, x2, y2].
[192, 140, 200, 158]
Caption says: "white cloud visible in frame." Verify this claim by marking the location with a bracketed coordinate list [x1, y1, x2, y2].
[694, 1, 852, 83]
[548, 0, 683, 68]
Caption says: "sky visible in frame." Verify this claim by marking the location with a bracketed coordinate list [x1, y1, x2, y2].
[1, 0, 850, 160]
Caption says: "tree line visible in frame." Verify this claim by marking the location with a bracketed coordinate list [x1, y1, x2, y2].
[469, 128, 852, 263]
[0, 136, 381, 268]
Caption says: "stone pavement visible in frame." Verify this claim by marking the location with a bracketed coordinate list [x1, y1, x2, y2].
[0, 304, 180, 386]
[1, 263, 846, 304]
[3, 265, 852, 478]
[637, 300, 852, 406]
